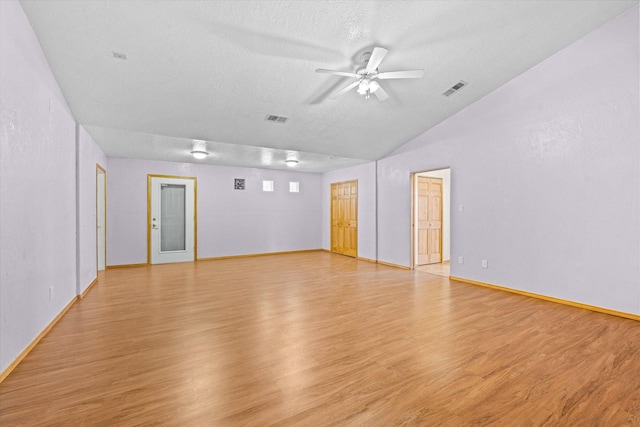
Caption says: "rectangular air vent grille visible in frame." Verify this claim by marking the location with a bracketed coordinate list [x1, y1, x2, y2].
[265, 114, 288, 124]
[442, 80, 468, 96]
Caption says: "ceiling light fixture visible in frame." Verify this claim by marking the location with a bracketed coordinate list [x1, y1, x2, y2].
[285, 159, 299, 167]
[356, 78, 380, 99]
[190, 140, 209, 160]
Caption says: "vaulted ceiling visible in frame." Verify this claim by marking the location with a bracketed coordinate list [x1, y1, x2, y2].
[19, 0, 638, 172]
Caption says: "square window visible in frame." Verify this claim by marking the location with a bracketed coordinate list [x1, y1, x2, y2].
[289, 181, 300, 193]
[262, 180, 274, 192]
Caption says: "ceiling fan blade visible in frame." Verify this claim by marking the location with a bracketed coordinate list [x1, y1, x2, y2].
[329, 80, 360, 99]
[377, 70, 424, 80]
[316, 69, 359, 78]
[370, 81, 389, 101]
[366, 47, 388, 73]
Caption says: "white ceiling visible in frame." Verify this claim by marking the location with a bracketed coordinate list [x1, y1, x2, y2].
[19, 0, 638, 173]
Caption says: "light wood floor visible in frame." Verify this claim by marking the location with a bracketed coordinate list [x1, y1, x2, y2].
[1, 252, 639, 426]
[415, 260, 450, 277]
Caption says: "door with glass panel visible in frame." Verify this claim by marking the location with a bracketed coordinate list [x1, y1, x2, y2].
[148, 175, 196, 264]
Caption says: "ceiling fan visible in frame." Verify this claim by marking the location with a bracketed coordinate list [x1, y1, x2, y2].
[316, 47, 424, 101]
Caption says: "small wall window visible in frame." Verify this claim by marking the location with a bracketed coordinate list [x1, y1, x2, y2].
[262, 180, 274, 192]
[289, 182, 300, 193]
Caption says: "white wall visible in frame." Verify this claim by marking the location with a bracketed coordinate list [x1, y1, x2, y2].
[78, 126, 107, 294]
[376, 7, 639, 314]
[106, 157, 323, 265]
[0, 0, 78, 372]
[322, 162, 377, 260]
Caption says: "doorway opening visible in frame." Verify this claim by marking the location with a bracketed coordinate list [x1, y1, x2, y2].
[412, 168, 450, 276]
[330, 179, 358, 257]
[96, 164, 106, 271]
[147, 175, 197, 264]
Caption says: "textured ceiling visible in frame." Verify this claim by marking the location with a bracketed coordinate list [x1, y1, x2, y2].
[19, 0, 638, 172]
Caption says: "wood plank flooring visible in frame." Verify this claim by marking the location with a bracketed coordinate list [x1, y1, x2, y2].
[415, 260, 450, 277]
[1, 252, 639, 426]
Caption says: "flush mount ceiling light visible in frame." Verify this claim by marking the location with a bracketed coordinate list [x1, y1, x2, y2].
[285, 159, 299, 167]
[190, 140, 209, 160]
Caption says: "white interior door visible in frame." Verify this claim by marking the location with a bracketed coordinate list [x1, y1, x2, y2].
[96, 166, 106, 271]
[149, 176, 196, 264]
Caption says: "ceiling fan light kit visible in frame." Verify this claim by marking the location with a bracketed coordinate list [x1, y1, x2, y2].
[316, 46, 424, 101]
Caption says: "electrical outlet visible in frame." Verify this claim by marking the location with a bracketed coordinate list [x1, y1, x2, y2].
[49, 286, 53, 301]
[458, 256, 464, 264]
[458, 204, 464, 213]
[481, 260, 488, 269]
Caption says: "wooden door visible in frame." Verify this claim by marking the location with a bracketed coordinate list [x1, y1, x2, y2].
[416, 176, 442, 265]
[331, 180, 357, 257]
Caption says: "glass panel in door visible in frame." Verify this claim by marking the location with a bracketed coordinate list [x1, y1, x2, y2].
[160, 184, 186, 252]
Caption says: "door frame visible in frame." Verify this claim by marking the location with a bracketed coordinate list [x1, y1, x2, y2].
[147, 174, 198, 264]
[411, 169, 449, 269]
[96, 164, 106, 271]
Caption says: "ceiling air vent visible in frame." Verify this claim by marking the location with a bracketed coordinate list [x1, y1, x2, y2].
[265, 114, 288, 124]
[442, 80, 467, 97]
